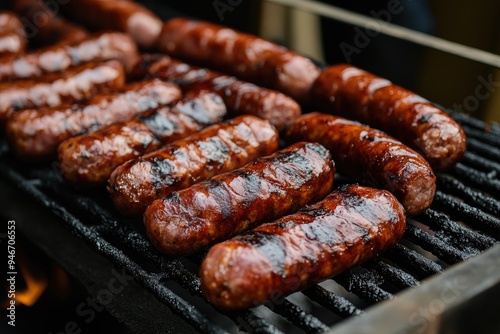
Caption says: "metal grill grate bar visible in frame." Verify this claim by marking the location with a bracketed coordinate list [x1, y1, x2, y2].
[452, 163, 500, 194]
[334, 272, 393, 303]
[302, 286, 363, 318]
[418, 210, 498, 251]
[404, 224, 471, 264]
[461, 125, 500, 147]
[432, 191, 500, 238]
[461, 152, 500, 175]
[384, 244, 443, 278]
[437, 175, 500, 217]
[466, 138, 500, 162]
[268, 301, 330, 333]
[364, 260, 419, 289]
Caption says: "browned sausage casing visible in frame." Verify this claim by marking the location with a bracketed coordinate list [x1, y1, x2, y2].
[59, 0, 162, 49]
[143, 142, 335, 256]
[286, 113, 436, 215]
[200, 184, 406, 310]
[311, 64, 467, 171]
[0, 11, 24, 35]
[0, 31, 137, 81]
[12, 0, 88, 46]
[6, 79, 181, 161]
[157, 18, 320, 103]
[130, 54, 301, 131]
[0, 32, 26, 57]
[58, 90, 227, 187]
[0, 60, 125, 126]
[109, 115, 279, 217]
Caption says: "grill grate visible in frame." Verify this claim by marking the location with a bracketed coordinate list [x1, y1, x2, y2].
[1, 110, 499, 333]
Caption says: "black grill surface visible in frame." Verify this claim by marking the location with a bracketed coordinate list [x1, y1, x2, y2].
[1, 109, 499, 333]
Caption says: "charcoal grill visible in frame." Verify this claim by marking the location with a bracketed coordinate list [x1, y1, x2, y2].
[2, 0, 500, 333]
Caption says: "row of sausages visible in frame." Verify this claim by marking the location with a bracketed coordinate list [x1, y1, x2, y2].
[1, 2, 466, 311]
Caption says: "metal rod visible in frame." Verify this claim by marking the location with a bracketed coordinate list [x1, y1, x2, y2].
[265, 0, 500, 68]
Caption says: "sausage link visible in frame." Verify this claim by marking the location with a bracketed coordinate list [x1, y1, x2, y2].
[12, 0, 88, 47]
[6, 79, 181, 161]
[143, 142, 335, 256]
[59, 0, 162, 49]
[311, 65, 467, 171]
[131, 54, 301, 131]
[0, 32, 26, 57]
[286, 112, 436, 215]
[0, 11, 24, 35]
[0, 31, 137, 81]
[157, 18, 320, 103]
[200, 184, 406, 310]
[109, 115, 279, 217]
[0, 60, 125, 126]
[58, 90, 227, 187]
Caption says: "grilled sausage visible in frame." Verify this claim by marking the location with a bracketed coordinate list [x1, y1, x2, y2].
[59, 0, 162, 49]
[311, 64, 467, 171]
[12, 0, 88, 46]
[144, 142, 335, 256]
[6, 79, 181, 161]
[0, 11, 24, 35]
[130, 54, 301, 131]
[200, 184, 406, 310]
[109, 115, 279, 217]
[157, 18, 320, 103]
[0, 31, 137, 81]
[0, 60, 125, 126]
[285, 113, 436, 215]
[0, 32, 26, 57]
[58, 90, 226, 187]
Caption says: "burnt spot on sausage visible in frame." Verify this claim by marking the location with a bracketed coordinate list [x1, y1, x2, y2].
[240, 231, 287, 275]
[206, 179, 233, 220]
[418, 114, 432, 124]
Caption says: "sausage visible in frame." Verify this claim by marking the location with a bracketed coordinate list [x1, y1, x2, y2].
[285, 113, 436, 215]
[0, 11, 24, 35]
[59, 0, 162, 49]
[0, 31, 137, 81]
[0, 32, 26, 57]
[0, 60, 125, 126]
[58, 90, 227, 187]
[311, 64, 467, 171]
[109, 115, 280, 217]
[0, 11, 25, 57]
[11, 0, 88, 47]
[157, 18, 320, 103]
[143, 142, 335, 256]
[131, 54, 301, 131]
[200, 184, 406, 310]
[6, 79, 181, 161]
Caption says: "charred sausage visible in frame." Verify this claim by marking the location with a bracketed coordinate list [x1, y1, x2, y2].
[12, 0, 88, 47]
[157, 18, 320, 103]
[59, 0, 162, 49]
[285, 113, 436, 215]
[143, 142, 335, 256]
[0, 31, 137, 81]
[109, 115, 279, 216]
[131, 54, 301, 131]
[311, 64, 467, 171]
[58, 90, 226, 187]
[200, 184, 406, 310]
[0, 60, 125, 126]
[6, 79, 181, 161]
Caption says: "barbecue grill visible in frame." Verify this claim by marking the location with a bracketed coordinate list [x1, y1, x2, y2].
[2, 1, 500, 333]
